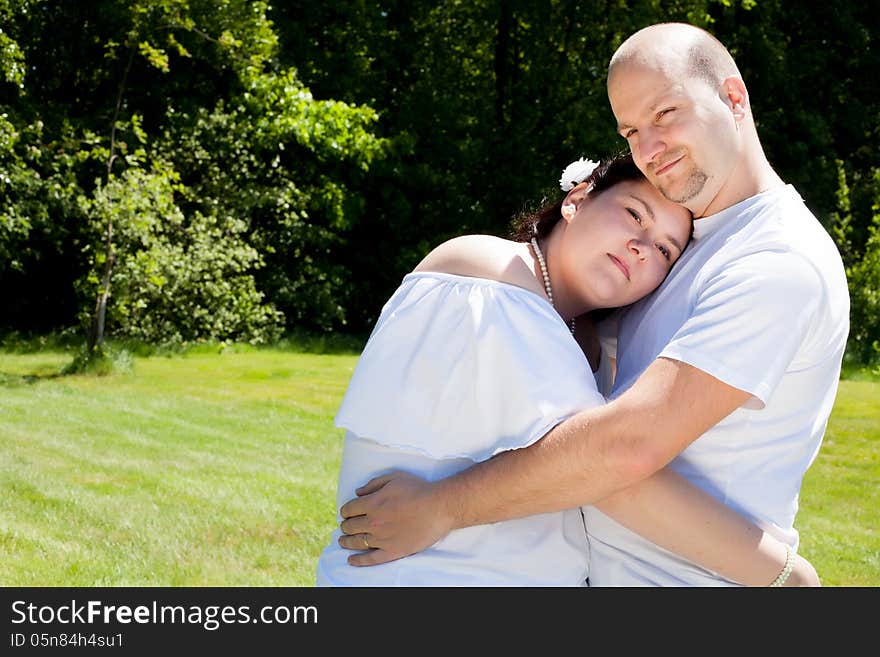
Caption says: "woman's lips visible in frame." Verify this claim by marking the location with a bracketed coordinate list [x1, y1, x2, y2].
[608, 254, 630, 280]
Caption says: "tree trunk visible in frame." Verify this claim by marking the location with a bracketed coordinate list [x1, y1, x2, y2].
[86, 223, 115, 354]
[85, 45, 134, 355]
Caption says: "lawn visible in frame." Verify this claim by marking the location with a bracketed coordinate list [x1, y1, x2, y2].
[0, 343, 353, 586]
[1, 343, 877, 586]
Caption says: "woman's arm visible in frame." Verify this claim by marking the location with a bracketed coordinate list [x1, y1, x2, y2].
[594, 468, 819, 586]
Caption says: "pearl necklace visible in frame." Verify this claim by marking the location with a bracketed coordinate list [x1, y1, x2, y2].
[531, 237, 576, 335]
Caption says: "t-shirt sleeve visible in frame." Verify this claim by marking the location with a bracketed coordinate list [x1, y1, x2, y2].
[659, 251, 822, 408]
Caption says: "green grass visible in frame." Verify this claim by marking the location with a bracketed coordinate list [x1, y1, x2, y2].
[798, 379, 880, 586]
[0, 343, 358, 586]
[1, 342, 877, 586]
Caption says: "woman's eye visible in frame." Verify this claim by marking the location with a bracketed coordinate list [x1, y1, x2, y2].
[657, 244, 671, 259]
[658, 108, 675, 119]
[624, 128, 637, 139]
[627, 208, 643, 224]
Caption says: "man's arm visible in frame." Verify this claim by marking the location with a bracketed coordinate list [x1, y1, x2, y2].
[593, 468, 819, 586]
[339, 357, 750, 565]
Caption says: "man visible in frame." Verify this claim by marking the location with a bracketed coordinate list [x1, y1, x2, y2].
[336, 22, 850, 585]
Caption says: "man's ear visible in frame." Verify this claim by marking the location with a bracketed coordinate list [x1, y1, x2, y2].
[562, 181, 591, 221]
[721, 76, 748, 122]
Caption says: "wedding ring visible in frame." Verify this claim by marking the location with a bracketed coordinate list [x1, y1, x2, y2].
[363, 534, 371, 549]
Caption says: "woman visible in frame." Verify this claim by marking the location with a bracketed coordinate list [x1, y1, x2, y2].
[316, 153, 816, 586]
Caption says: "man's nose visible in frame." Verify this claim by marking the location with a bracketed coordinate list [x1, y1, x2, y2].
[637, 127, 665, 167]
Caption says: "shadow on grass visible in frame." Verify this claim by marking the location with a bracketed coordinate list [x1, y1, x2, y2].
[0, 330, 137, 381]
[268, 330, 369, 355]
[149, 330, 369, 356]
[0, 371, 64, 387]
[0, 329, 370, 361]
[0, 329, 82, 354]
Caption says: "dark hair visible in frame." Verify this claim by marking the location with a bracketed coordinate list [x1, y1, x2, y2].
[510, 150, 645, 242]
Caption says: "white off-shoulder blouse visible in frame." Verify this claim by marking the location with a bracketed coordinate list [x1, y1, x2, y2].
[316, 272, 606, 586]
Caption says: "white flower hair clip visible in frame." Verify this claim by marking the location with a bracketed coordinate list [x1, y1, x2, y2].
[559, 157, 600, 191]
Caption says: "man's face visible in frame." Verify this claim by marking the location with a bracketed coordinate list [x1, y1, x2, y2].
[608, 60, 740, 217]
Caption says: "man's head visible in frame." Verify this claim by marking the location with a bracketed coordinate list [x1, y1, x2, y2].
[608, 23, 769, 217]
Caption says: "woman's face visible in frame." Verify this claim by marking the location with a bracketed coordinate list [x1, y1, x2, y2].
[559, 178, 693, 310]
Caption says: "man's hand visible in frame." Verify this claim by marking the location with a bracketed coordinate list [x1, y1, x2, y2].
[338, 471, 456, 566]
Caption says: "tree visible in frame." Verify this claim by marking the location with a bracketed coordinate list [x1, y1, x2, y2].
[1, 0, 387, 349]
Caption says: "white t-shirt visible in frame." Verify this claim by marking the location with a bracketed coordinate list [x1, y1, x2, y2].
[316, 272, 603, 586]
[594, 312, 621, 398]
[583, 184, 850, 586]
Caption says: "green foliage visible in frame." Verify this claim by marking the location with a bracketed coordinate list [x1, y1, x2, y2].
[62, 343, 134, 376]
[0, 0, 386, 341]
[829, 159, 855, 265]
[711, 0, 879, 240]
[0, 0, 28, 88]
[0, 28, 24, 87]
[0, 110, 90, 330]
[271, 0, 880, 344]
[78, 165, 284, 346]
[0, 112, 32, 260]
[162, 68, 388, 331]
[843, 169, 880, 367]
[0, 0, 878, 361]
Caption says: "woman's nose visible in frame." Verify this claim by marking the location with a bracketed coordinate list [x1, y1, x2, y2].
[628, 238, 648, 261]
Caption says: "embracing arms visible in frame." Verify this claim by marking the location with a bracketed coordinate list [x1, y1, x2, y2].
[342, 357, 741, 537]
[592, 468, 816, 586]
[339, 357, 818, 585]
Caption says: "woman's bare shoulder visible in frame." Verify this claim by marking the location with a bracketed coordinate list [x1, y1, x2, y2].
[412, 235, 542, 294]
[413, 234, 513, 275]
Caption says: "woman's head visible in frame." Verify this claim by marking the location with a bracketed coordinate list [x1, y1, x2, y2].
[512, 152, 693, 314]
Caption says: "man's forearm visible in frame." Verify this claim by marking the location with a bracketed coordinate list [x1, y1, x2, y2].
[596, 468, 791, 586]
[440, 357, 749, 530]
[439, 399, 651, 529]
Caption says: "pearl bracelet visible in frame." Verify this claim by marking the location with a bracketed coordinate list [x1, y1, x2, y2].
[769, 545, 796, 587]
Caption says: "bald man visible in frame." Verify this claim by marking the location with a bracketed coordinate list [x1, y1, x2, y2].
[336, 23, 850, 586]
